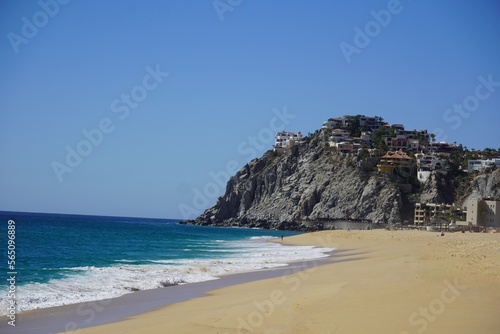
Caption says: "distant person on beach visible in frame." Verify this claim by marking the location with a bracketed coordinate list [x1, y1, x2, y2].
[281, 235, 283, 241]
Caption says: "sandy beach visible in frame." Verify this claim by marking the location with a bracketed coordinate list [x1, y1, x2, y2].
[63, 230, 500, 334]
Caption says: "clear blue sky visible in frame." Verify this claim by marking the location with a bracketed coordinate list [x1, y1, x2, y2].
[1, 0, 499, 219]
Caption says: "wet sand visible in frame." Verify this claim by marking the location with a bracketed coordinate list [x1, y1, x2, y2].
[74, 230, 500, 334]
[3, 230, 499, 334]
[0, 253, 333, 334]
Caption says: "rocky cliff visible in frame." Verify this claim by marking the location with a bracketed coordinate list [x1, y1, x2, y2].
[183, 132, 402, 230]
[414, 168, 500, 207]
[181, 131, 499, 231]
[457, 168, 500, 205]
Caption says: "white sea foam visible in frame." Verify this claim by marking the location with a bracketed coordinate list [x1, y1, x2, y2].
[249, 236, 278, 240]
[0, 238, 333, 315]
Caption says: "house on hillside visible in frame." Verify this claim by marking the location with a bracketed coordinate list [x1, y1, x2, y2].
[359, 115, 385, 131]
[322, 115, 385, 132]
[328, 129, 351, 144]
[377, 150, 414, 174]
[336, 142, 363, 154]
[428, 142, 455, 158]
[415, 153, 448, 182]
[386, 135, 408, 151]
[467, 158, 500, 173]
[322, 117, 345, 129]
[274, 131, 303, 153]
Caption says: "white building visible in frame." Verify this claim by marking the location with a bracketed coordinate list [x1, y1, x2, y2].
[467, 158, 500, 173]
[274, 131, 303, 150]
[415, 153, 447, 171]
[322, 117, 345, 129]
[415, 153, 448, 183]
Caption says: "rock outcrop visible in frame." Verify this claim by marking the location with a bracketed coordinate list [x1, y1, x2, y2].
[182, 134, 402, 230]
[458, 169, 500, 205]
[181, 131, 499, 231]
[418, 172, 456, 205]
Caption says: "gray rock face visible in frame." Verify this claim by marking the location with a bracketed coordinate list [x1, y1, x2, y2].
[185, 136, 403, 230]
[460, 169, 500, 205]
[180, 131, 499, 231]
[418, 172, 456, 205]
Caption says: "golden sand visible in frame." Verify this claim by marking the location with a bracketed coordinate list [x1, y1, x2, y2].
[75, 230, 500, 334]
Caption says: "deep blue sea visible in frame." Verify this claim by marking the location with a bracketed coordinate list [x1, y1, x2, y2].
[0, 212, 331, 314]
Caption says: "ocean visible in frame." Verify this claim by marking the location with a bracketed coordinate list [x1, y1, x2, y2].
[0, 212, 332, 315]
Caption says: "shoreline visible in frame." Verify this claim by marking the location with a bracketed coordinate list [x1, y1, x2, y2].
[75, 230, 500, 334]
[3, 230, 499, 333]
[0, 239, 335, 334]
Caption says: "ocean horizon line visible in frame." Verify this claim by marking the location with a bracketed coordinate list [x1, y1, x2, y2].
[0, 210, 182, 222]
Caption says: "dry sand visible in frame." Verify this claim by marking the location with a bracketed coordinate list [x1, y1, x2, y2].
[75, 230, 500, 334]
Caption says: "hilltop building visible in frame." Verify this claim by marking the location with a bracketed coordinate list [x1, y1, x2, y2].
[388, 123, 405, 131]
[322, 115, 385, 132]
[358, 115, 385, 131]
[322, 117, 346, 129]
[274, 131, 303, 153]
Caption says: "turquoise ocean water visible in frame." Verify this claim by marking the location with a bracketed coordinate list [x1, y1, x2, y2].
[0, 212, 331, 314]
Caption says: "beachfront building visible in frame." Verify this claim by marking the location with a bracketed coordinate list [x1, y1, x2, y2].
[377, 150, 414, 174]
[414, 202, 457, 225]
[467, 158, 500, 173]
[274, 131, 303, 152]
[466, 199, 500, 227]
